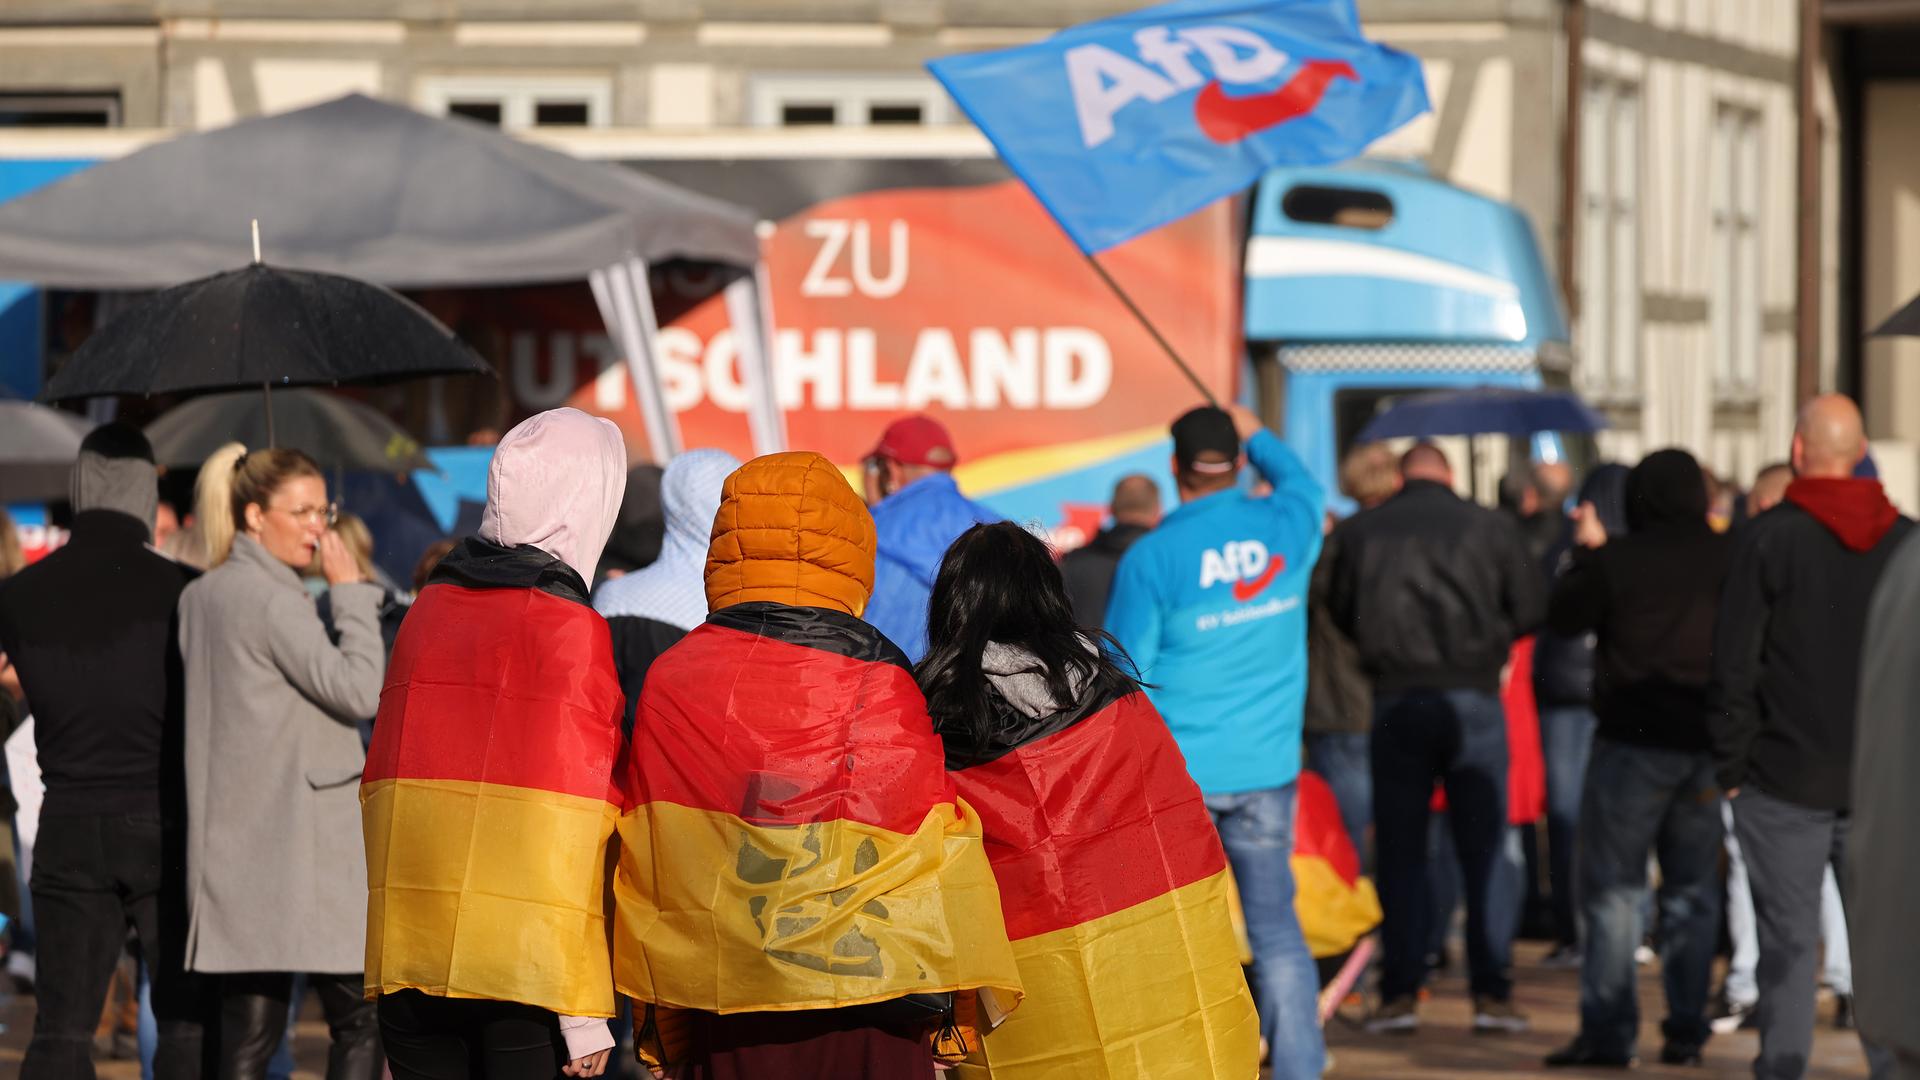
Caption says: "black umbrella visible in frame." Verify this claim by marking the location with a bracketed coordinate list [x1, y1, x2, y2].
[39, 263, 492, 436]
[143, 389, 433, 473]
[1357, 386, 1606, 502]
[1357, 387, 1608, 441]
[0, 400, 94, 503]
[1870, 293, 1920, 338]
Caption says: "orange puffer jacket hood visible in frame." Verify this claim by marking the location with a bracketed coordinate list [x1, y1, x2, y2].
[705, 451, 876, 617]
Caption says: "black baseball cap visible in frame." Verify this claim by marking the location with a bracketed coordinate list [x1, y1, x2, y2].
[1171, 406, 1239, 473]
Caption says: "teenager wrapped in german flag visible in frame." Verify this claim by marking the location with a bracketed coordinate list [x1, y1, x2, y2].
[919, 521, 1261, 1080]
[361, 409, 630, 1073]
[611, 451, 1023, 1075]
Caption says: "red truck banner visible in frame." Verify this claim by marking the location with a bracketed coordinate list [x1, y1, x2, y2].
[460, 167, 1242, 539]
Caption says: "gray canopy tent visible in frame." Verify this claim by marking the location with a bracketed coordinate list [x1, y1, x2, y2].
[0, 93, 786, 461]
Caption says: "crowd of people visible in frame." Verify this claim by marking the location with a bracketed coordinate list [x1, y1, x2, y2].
[0, 393, 1914, 1080]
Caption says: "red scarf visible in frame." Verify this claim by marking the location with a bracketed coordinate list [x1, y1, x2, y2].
[1784, 476, 1899, 552]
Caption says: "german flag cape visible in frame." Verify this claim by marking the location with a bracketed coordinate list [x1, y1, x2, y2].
[948, 685, 1260, 1080]
[362, 539, 626, 1017]
[612, 602, 1023, 1014]
[1292, 770, 1381, 959]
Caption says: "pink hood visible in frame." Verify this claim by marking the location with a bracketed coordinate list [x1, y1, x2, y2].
[479, 408, 627, 582]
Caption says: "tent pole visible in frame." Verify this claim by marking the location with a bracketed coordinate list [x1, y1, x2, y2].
[589, 261, 678, 463]
[621, 255, 683, 459]
[263, 382, 275, 447]
[725, 264, 785, 456]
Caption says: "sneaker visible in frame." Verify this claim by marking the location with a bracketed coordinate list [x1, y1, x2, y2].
[1364, 996, 1419, 1035]
[1544, 1039, 1634, 1068]
[1659, 1041, 1706, 1066]
[1710, 999, 1757, 1035]
[1635, 944, 1657, 967]
[1473, 996, 1530, 1034]
[1540, 943, 1582, 969]
[1834, 993, 1856, 1031]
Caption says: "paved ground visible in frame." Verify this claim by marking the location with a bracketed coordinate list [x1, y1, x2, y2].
[0, 941, 1872, 1078]
[1322, 942, 1871, 1079]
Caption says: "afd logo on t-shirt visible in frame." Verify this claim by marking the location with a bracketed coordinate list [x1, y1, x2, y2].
[1199, 540, 1286, 603]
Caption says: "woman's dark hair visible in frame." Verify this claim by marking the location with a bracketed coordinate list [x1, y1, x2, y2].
[917, 522, 1141, 755]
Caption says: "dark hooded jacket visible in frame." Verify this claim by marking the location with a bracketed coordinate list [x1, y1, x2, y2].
[1303, 527, 1370, 736]
[1709, 472, 1912, 810]
[1548, 451, 1731, 753]
[0, 425, 195, 817]
[1533, 465, 1630, 708]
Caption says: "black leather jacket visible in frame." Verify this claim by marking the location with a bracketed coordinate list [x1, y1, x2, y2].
[1325, 481, 1546, 694]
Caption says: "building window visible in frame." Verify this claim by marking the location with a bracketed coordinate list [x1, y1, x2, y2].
[1711, 104, 1763, 395]
[417, 77, 611, 130]
[0, 92, 120, 127]
[748, 75, 953, 127]
[1579, 76, 1641, 394]
[779, 103, 838, 126]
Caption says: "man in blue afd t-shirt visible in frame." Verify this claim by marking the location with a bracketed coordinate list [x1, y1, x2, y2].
[1106, 403, 1326, 1078]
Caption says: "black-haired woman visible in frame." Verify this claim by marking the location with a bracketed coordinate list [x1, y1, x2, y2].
[917, 522, 1259, 1079]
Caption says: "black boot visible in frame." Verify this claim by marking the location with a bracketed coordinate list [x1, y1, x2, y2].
[1660, 1041, 1706, 1066]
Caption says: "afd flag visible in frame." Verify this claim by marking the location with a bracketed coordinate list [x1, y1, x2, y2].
[928, 0, 1429, 254]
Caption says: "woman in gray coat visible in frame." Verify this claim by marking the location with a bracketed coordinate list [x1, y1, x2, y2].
[178, 443, 385, 1080]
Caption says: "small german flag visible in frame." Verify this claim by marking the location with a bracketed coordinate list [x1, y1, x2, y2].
[948, 688, 1260, 1080]
[1292, 770, 1381, 960]
[612, 602, 1024, 1015]
[362, 546, 626, 1018]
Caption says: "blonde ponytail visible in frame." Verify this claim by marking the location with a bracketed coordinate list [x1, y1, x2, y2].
[194, 442, 324, 566]
[195, 442, 247, 566]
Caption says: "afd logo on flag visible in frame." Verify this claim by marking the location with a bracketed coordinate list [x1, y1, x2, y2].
[1067, 26, 1355, 148]
[928, 0, 1429, 255]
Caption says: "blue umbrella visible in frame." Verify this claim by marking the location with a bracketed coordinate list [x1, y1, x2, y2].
[1357, 387, 1607, 442]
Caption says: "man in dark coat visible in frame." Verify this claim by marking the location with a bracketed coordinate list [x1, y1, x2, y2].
[1710, 395, 1908, 1080]
[1326, 442, 1545, 1035]
[1303, 441, 1400, 861]
[1061, 473, 1160, 627]
[1542, 449, 1731, 1068]
[0, 424, 208, 1079]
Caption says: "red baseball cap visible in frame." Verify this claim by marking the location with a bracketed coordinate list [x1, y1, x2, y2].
[868, 415, 959, 469]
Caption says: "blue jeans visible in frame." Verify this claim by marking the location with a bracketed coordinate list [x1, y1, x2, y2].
[138, 961, 156, 1079]
[10, 817, 35, 956]
[1576, 738, 1721, 1056]
[1205, 784, 1325, 1080]
[1540, 705, 1598, 946]
[1372, 688, 1512, 1002]
[1303, 731, 1371, 869]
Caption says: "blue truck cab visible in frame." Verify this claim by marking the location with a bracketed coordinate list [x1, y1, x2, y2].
[1242, 160, 1572, 511]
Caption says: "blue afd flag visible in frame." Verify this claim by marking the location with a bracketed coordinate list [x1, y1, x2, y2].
[928, 0, 1428, 254]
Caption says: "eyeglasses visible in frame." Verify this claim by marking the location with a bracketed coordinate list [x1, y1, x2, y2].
[269, 501, 339, 527]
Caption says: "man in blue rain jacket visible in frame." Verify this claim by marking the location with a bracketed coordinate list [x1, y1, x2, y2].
[862, 414, 998, 661]
[1106, 403, 1326, 1079]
